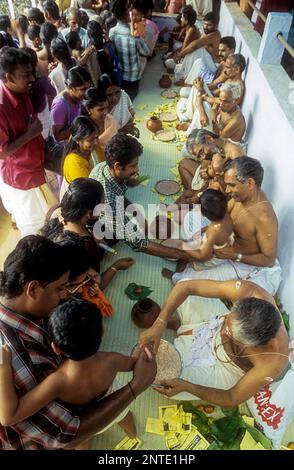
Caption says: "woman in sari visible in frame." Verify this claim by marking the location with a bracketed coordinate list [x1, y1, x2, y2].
[83, 87, 119, 163]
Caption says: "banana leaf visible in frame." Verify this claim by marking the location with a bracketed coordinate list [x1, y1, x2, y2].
[245, 424, 272, 449]
[179, 402, 211, 437]
[210, 415, 246, 448]
[124, 283, 153, 301]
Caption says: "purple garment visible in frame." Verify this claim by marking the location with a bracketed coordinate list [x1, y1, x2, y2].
[31, 76, 56, 113]
[50, 95, 81, 129]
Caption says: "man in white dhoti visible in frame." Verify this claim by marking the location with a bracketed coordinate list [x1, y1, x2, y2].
[139, 279, 290, 407]
[167, 157, 282, 296]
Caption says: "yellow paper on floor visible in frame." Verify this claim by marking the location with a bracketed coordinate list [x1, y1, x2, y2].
[136, 104, 148, 110]
[169, 167, 179, 176]
[240, 431, 257, 450]
[165, 433, 180, 450]
[114, 436, 142, 450]
[280, 445, 291, 450]
[254, 442, 266, 450]
[242, 415, 255, 427]
[146, 418, 164, 436]
[178, 425, 209, 450]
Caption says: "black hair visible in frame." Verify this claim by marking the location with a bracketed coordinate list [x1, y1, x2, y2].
[0, 15, 11, 32]
[40, 22, 58, 63]
[233, 298, 281, 346]
[230, 53, 246, 73]
[43, 1, 60, 21]
[48, 298, 103, 360]
[51, 38, 75, 71]
[105, 133, 143, 168]
[65, 30, 81, 50]
[181, 5, 197, 26]
[0, 32, 16, 49]
[87, 20, 104, 49]
[111, 0, 128, 21]
[203, 12, 217, 24]
[200, 189, 227, 222]
[27, 7, 45, 25]
[65, 65, 91, 87]
[224, 157, 264, 188]
[87, 20, 111, 75]
[23, 47, 38, 68]
[98, 72, 120, 92]
[40, 178, 104, 241]
[132, 0, 149, 16]
[66, 115, 98, 154]
[17, 15, 29, 35]
[0, 235, 69, 299]
[80, 10, 90, 29]
[83, 87, 108, 111]
[220, 36, 236, 51]
[56, 232, 91, 281]
[105, 16, 117, 31]
[27, 25, 41, 41]
[0, 47, 33, 80]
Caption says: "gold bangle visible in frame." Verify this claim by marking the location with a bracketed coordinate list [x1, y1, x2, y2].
[110, 266, 118, 273]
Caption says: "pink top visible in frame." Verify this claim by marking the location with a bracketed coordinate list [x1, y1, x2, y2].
[0, 81, 45, 190]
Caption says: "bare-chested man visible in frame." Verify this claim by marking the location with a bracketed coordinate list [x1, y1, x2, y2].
[194, 79, 246, 139]
[169, 157, 282, 296]
[139, 279, 290, 408]
[166, 12, 220, 83]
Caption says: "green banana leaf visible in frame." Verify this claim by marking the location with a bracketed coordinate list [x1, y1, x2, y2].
[124, 283, 153, 301]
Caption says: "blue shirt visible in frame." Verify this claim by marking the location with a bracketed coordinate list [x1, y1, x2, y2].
[109, 21, 150, 82]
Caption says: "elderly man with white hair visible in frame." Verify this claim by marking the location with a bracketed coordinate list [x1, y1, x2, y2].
[185, 80, 246, 145]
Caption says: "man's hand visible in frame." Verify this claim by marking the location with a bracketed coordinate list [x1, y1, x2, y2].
[139, 320, 166, 355]
[153, 378, 188, 397]
[26, 117, 43, 140]
[193, 76, 204, 91]
[200, 113, 209, 128]
[0, 344, 12, 369]
[214, 246, 236, 259]
[130, 349, 157, 396]
[112, 258, 135, 271]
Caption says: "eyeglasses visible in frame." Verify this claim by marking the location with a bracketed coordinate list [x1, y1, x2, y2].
[65, 276, 92, 295]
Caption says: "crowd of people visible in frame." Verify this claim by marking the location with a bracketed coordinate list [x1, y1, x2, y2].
[0, 0, 292, 450]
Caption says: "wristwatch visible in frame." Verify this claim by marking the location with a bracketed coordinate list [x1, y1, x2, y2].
[235, 253, 243, 263]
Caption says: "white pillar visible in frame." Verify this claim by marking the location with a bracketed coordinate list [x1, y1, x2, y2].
[257, 12, 292, 65]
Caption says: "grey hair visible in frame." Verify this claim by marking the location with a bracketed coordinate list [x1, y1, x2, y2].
[220, 81, 241, 100]
[223, 157, 264, 187]
[230, 298, 281, 347]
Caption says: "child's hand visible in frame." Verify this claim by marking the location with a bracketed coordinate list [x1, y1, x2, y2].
[112, 258, 135, 271]
[0, 345, 12, 368]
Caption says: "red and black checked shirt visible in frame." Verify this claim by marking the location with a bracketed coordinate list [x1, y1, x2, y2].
[0, 303, 80, 450]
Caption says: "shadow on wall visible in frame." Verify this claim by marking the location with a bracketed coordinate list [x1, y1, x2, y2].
[277, 207, 294, 289]
[262, 161, 277, 203]
[243, 93, 259, 144]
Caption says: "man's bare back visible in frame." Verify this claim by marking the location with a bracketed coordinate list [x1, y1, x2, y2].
[52, 352, 135, 405]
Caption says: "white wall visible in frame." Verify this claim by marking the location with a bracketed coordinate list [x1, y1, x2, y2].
[219, 2, 294, 333]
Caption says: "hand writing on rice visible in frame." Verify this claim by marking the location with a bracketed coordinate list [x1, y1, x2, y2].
[139, 321, 165, 355]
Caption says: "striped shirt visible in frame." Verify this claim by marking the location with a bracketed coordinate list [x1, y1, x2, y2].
[109, 21, 150, 82]
[89, 162, 148, 251]
[0, 303, 80, 450]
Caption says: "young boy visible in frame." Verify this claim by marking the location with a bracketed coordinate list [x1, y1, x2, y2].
[162, 189, 234, 277]
[0, 298, 138, 444]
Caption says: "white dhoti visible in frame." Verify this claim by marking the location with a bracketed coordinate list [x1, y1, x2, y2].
[174, 48, 216, 82]
[172, 310, 245, 401]
[173, 257, 282, 296]
[0, 182, 57, 237]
